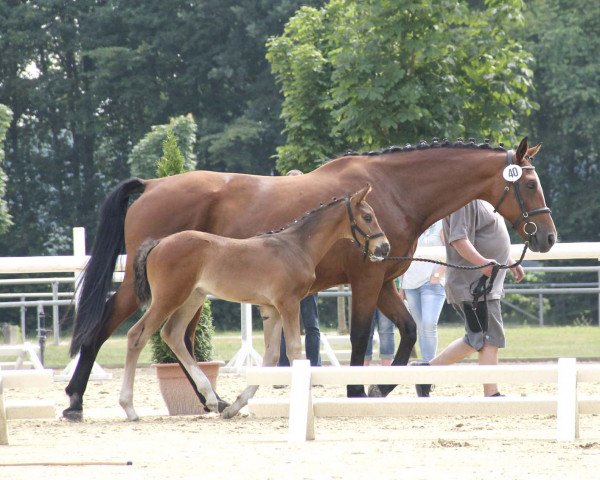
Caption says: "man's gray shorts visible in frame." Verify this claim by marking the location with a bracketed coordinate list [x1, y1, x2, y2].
[453, 299, 505, 351]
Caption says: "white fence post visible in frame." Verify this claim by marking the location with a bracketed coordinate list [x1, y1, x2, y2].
[556, 357, 579, 441]
[288, 359, 314, 443]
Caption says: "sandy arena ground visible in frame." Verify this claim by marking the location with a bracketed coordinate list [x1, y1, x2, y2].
[1, 365, 599, 480]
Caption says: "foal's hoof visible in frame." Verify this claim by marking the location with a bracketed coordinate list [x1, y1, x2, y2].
[221, 405, 238, 419]
[367, 385, 383, 397]
[62, 407, 83, 422]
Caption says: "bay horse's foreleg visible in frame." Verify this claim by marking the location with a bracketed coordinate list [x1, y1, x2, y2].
[347, 278, 383, 398]
[160, 293, 219, 414]
[368, 278, 417, 398]
[64, 284, 139, 421]
[222, 305, 282, 419]
[119, 304, 170, 421]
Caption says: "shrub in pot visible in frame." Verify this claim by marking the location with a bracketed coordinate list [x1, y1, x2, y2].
[145, 128, 222, 415]
[151, 299, 223, 415]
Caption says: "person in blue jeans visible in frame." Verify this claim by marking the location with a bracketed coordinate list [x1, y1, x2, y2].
[278, 293, 321, 366]
[364, 309, 395, 366]
[401, 220, 446, 362]
[278, 168, 322, 367]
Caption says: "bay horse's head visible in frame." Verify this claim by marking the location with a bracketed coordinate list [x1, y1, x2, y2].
[347, 184, 391, 259]
[490, 137, 557, 253]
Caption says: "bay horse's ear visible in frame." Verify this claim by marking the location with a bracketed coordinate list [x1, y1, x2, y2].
[526, 143, 542, 160]
[515, 137, 529, 164]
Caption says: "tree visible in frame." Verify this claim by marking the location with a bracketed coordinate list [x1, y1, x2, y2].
[128, 115, 196, 179]
[523, 0, 600, 243]
[267, 0, 536, 172]
[0, 104, 12, 234]
[0, 0, 319, 257]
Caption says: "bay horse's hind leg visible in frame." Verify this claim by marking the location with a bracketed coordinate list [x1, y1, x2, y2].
[160, 292, 219, 413]
[64, 282, 139, 421]
[368, 278, 417, 398]
[222, 305, 282, 419]
[119, 302, 170, 421]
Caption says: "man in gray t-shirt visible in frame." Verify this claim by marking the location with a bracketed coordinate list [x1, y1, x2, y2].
[414, 200, 524, 398]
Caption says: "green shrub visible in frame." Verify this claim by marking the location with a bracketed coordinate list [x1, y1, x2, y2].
[150, 299, 214, 363]
[144, 124, 214, 363]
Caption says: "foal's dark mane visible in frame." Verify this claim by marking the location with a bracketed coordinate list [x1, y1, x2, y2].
[326, 138, 508, 164]
[260, 194, 348, 237]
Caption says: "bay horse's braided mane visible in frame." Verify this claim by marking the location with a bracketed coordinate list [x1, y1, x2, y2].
[329, 137, 508, 162]
[263, 138, 507, 236]
[261, 195, 348, 236]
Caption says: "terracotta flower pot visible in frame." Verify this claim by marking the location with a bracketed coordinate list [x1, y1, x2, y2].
[153, 361, 224, 415]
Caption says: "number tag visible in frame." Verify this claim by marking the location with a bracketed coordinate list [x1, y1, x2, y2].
[502, 165, 523, 182]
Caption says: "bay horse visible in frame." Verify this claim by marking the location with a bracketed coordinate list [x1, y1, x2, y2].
[119, 185, 389, 420]
[65, 137, 556, 421]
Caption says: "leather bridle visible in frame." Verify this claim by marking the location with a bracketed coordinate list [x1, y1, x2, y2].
[345, 196, 385, 259]
[492, 150, 552, 237]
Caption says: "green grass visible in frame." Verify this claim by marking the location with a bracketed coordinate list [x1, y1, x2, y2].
[39, 324, 600, 369]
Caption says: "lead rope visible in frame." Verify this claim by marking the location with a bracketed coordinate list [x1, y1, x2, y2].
[376, 240, 529, 273]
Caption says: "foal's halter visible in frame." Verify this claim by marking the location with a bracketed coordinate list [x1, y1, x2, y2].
[492, 150, 552, 237]
[345, 196, 385, 259]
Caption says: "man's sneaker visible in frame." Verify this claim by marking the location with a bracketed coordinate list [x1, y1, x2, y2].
[409, 361, 432, 398]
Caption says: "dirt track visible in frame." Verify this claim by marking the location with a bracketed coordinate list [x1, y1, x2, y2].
[1, 366, 599, 480]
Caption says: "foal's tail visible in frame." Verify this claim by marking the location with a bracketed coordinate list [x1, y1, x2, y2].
[133, 238, 160, 307]
[70, 178, 146, 357]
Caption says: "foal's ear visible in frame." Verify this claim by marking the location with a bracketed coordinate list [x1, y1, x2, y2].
[515, 137, 529, 164]
[352, 184, 372, 203]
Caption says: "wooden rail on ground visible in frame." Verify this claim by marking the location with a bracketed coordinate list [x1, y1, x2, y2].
[246, 358, 600, 443]
[0, 369, 55, 445]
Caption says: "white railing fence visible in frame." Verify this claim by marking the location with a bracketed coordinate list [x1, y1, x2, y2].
[247, 358, 600, 443]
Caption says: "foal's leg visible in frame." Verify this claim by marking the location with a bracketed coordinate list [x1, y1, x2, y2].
[278, 301, 303, 363]
[221, 305, 282, 419]
[119, 306, 167, 421]
[369, 278, 417, 398]
[160, 293, 219, 413]
[184, 305, 230, 412]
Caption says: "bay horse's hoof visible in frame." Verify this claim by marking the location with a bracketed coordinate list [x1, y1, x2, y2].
[347, 385, 367, 398]
[62, 407, 83, 422]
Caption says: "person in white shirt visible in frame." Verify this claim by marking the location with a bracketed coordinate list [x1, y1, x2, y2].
[401, 220, 446, 362]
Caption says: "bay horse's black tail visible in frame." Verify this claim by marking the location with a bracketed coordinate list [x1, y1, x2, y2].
[69, 178, 146, 357]
[133, 238, 160, 307]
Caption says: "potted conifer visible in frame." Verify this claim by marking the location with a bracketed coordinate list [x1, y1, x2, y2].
[149, 129, 223, 415]
[151, 299, 224, 415]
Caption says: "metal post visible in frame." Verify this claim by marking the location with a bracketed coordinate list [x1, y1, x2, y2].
[37, 306, 46, 366]
[538, 293, 544, 326]
[20, 296, 26, 338]
[52, 281, 60, 345]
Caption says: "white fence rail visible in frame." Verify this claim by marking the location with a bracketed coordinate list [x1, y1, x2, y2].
[247, 358, 600, 443]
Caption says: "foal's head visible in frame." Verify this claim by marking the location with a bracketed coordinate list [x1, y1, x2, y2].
[347, 185, 390, 259]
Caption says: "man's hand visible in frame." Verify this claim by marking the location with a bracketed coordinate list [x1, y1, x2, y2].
[509, 263, 525, 283]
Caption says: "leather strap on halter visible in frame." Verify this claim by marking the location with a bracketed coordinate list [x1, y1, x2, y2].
[493, 150, 552, 234]
[345, 196, 385, 259]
